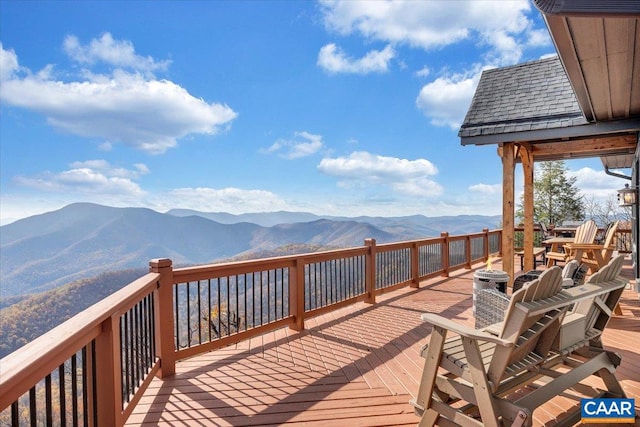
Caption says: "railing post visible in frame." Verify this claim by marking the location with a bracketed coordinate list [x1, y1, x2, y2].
[441, 232, 450, 277]
[410, 241, 420, 288]
[92, 315, 121, 426]
[483, 228, 489, 262]
[150, 258, 175, 378]
[465, 235, 472, 269]
[365, 238, 376, 304]
[289, 258, 305, 331]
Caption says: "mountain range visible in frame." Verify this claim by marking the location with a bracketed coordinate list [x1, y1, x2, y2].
[0, 202, 500, 298]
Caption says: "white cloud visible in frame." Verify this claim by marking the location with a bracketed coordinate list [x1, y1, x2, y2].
[167, 187, 289, 213]
[527, 28, 551, 47]
[0, 37, 237, 154]
[319, 1, 551, 128]
[415, 66, 430, 77]
[0, 42, 19, 81]
[570, 167, 626, 199]
[416, 69, 483, 129]
[264, 131, 324, 159]
[469, 183, 501, 194]
[317, 43, 395, 74]
[63, 33, 171, 74]
[319, 0, 543, 65]
[318, 151, 442, 197]
[14, 160, 147, 197]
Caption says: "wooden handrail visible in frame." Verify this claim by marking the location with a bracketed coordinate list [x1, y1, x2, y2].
[0, 228, 503, 425]
[0, 272, 159, 414]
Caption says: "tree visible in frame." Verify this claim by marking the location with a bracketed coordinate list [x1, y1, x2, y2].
[516, 160, 585, 226]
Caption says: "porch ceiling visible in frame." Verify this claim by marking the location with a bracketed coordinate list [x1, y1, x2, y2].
[536, 2, 640, 123]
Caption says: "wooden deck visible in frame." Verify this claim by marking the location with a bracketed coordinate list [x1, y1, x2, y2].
[127, 258, 640, 426]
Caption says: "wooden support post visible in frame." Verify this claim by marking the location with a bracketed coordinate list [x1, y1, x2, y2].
[500, 143, 515, 285]
[92, 315, 119, 426]
[441, 232, 450, 277]
[483, 228, 490, 262]
[411, 241, 420, 288]
[520, 142, 535, 272]
[149, 258, 176, 378]
[289, 258, 305, 331]
[365, 238, 376, 304]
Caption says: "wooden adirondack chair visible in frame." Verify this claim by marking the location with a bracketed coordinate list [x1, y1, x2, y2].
[563, 221, 619, 274]
[546, 219, 598, 267]
[410, 267, 569, 427]
[555, 253, 626, 353]
[513, 255, 629, 427]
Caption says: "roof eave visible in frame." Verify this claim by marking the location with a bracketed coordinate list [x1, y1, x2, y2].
[460, 118, 640, 146]
[533, 0, 640, 17]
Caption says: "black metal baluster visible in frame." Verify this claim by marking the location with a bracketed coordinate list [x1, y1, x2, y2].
[174, 284, 180, 349]
[143, 295, 150, 372]
[123, 311, 130, 403]
[45, 373, 52, 426]
[186, 282, 191, 347]
[226, 277, 230, 336]
[217, 278, 221, 338]
[11, 401, 18, 427]
[208, 279, 212, 342]
[71, 353, 78, 427]
[253, 272, 258, 327]
[277, 269, 281, 319]
[197, 280, 202, 344]
[244, 273, 248, 330]
[136, 302, 143, 386]
[29, 386, 36, 426]
[58, 363, 67, 426]
[131, 306, 137, 393]
[267, 271, 271, 323]
[261, 272, 266, 324]
[92, 341, 98, 427]
[150, 295, 156, 359]
[81, 347, 88, 425]
[234, 275, 240, 333]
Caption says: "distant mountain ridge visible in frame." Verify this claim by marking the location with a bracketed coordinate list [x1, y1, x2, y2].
[166, 208, 500, 235]
[0, 203, 500, 298]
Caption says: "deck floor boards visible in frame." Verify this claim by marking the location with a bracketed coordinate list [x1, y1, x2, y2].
[127, 258, 640, 426]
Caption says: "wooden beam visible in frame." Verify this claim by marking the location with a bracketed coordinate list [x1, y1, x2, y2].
[500, 143, 515, 285]
[519, 142, 535, 272]
[525, 134, 636, 161]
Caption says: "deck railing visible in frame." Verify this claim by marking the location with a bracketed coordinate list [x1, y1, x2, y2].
[0, 229, 502, 426]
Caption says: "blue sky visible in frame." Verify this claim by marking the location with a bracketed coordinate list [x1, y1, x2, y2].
[0, 0, 626, 225]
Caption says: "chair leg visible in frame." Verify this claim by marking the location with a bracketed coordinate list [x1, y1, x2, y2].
[462, 337, 501, 427]
[413, 326, 447, 424]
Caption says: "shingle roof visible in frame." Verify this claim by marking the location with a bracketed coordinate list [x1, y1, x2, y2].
[458, 56, 588, 140]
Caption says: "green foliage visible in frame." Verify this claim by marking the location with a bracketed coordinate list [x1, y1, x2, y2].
[516, 160, 585, 226]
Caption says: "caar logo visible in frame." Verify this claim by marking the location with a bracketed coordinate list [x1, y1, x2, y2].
[581, 398, 635, 424]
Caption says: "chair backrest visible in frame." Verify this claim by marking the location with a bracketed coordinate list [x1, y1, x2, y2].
[600, 221, 619, 252]
[574, 219, 598, 244]
[571, 254, 626, 337]
[538, 222, 553, 240]
[591, 254, 624, 282]
[488, 267, 565, 385]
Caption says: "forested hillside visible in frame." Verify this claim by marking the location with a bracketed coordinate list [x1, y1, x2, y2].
[0, 243, 335, 359]
[0, 268, 145, 358]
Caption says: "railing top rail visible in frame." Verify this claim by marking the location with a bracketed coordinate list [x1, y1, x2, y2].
[172, 246, 370, 282]
[0, 272, 160, 410]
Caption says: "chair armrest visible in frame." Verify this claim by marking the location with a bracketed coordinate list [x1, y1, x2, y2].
[564, 243, 604, 250]
[421, 312, 514, 347]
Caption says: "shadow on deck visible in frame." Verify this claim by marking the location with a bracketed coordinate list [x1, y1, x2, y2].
[127, 258, 640, 427]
